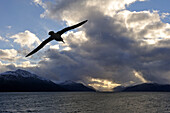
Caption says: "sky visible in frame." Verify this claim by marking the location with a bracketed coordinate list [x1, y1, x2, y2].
[0, 0, 170, 91]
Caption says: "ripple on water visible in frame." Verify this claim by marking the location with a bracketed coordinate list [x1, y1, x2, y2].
[0, 92, 170, 113]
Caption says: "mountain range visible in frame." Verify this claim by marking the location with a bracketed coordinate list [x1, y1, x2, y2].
[113, 83, 170, 92]
[0, 69, 95, 92]
[1, 69, 170, 92]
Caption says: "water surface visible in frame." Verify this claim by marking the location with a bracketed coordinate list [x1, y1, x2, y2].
[0, 92, 170, 113]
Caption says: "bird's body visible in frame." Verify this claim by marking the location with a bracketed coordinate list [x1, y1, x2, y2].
[26, 20, 88, 57]
[49, 32, 64, 42]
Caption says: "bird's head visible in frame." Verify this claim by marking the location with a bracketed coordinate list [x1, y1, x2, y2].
[48, 31, 55, 36]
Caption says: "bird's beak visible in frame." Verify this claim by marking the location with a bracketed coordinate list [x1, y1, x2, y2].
[62, 40, 65, 43]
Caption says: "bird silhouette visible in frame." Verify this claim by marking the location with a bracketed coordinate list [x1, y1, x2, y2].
[26, 20, 88, 57]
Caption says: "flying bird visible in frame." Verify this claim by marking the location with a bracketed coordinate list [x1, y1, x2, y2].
[26, 20, 88, 57]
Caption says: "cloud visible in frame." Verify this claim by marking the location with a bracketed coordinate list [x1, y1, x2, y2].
[6, 26, 12, 29]
[1, 0, 169, 91]
[62, 31, 88, 48]
[30, 0, 170, 87]
[121, 10, 170, 44]
[133, 70, 148, 83]
[87, 77, 121, 91]
[161, 12, 170, 19]
[0, 36, 9, 42]
[18, 61, 37, 68]
[49, 44, 59, 50]
[0, 49, 18, 61]
[32, 0, 43, 6]
[10, 30, 41, 49]
[39, 0, 146, 21]
[0, 60, 26, 74]
[0, 61, 14, 73]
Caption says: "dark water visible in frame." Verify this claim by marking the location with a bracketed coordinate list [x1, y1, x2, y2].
[0, 92, 170, 113]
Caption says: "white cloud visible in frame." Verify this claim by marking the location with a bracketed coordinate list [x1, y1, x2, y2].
[40, 0, 146, 21]
[18, 61, 37, 68]
[133, 70, 148, 83]
[62, 47, 71, 51]
[49, 44, 59, 50]
[0, 36, 9, 42]
[6, 26, 12, 29]
[0, 61, 11, 73]
[62, 31, 88, 47]
[0, 49, 18, 61]
[116, 10, 170, 44]
[10, 30, 41, 49]
[33, 0, 43, 6]
[161, 12, 170, 19]
[88, 77, 121, 91]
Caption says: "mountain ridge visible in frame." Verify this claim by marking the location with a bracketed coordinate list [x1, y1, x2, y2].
[113, 83, 170, 92]
[0, 69, 95, 92]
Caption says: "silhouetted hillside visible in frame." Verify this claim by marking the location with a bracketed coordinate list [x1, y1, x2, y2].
[59, 80, 95, 91]
[122, 83, 170, 92]
[0, 69, 66, 92]
[0, 69, 95, 92]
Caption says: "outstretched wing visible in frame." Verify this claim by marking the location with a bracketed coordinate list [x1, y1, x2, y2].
[26, 37, 53, 57]
[57, 20, 88, 35]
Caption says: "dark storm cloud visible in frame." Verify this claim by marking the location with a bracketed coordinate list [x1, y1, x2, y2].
[30, 8, 143, 84]
[28, 0, 170, 85]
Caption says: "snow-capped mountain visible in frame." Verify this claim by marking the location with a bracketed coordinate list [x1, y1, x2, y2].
[0, 69, 66, 92]
[0, 69, 47, 81]
[0, 69, 95, 92]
